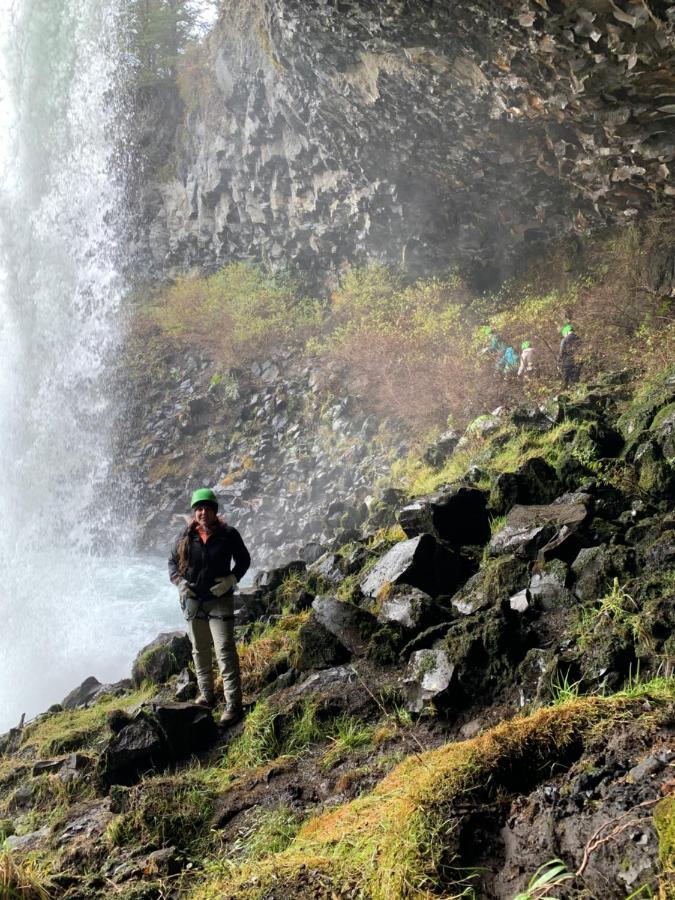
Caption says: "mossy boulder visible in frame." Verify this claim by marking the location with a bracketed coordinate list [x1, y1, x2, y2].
[617, 366, 675, 458]
[634, 440, 675, 500]
[489, 457, 560, 515]
[570, 545, 635, 602]
[131, 632, 192, 687]
[440, 607, 522, 703]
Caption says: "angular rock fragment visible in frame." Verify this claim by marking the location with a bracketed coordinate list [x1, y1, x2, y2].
[307, 552, 345, 585]
[311, 595, 376, 654]
[374, 584, 444, 632]
[509, 589, 531, 613]
[404, 647, 455, 713]
[361, 534, 461, 599]
[489, 495, 591, 561]
[398, 485, 489, 548]
[295, 615, 350, 670]
[571, 544, 634, 601]
[62, 676, 105, 710]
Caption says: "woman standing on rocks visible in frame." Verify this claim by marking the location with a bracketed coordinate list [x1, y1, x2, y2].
[169, 488, 251, 725]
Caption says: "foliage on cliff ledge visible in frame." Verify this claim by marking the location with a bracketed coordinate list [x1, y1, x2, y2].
[137, 217, 674, 433]
[141, 262, 322, 368]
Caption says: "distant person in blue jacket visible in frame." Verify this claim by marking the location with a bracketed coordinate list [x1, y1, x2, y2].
[499, 345, 519, 375]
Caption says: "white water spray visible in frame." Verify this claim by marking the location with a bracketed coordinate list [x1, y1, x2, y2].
[0, 0, 180, 731]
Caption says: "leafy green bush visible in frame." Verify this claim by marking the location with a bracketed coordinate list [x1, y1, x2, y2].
[145, 262, 322, 368]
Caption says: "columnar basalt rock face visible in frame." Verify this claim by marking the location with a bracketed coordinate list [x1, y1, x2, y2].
[139, 0, 675, 287]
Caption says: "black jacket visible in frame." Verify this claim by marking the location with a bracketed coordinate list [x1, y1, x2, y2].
[168, 523, 251, 601]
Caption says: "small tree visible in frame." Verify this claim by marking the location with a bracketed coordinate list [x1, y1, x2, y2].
[128, 0, 218, 86]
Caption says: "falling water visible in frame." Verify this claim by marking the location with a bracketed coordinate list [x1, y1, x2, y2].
[0, 0, 180, 732]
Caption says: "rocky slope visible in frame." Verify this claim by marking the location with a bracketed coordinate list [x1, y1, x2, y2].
[114, 334, 407, 566]
[2, 366, 673, 899]
[135, 0, 675, 288]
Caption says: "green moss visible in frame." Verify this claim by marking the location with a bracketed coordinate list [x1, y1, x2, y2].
[147, 456, 181, 484]
[19, 688, 154, 757]
[654, 795, 675, 888]
[651, 401, 675, 431]
[108, 771, 216, 853]
[481, 555, 529, 602]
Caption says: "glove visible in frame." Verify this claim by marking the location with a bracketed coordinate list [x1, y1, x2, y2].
[176, 578, 197, 603]
[210, 574, 237, 598]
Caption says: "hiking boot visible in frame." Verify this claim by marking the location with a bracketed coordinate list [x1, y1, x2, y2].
[219, 705, 243, 726]
[195, 694, 214, 709]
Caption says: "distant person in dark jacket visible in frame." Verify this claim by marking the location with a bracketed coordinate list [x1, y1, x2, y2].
[558, 324, 581, 385]
[169, 488, 251, 725]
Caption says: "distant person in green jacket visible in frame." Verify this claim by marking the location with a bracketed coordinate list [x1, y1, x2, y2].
[168, 488, 251, 726]
[558, 324, 581, 385]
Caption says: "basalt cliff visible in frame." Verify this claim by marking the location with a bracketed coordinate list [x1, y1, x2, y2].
[135, 0, 675, 288]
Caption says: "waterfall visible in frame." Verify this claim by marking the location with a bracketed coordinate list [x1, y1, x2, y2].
[0, 0, 180, 731]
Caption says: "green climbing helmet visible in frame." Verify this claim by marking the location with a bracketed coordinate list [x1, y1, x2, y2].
[561, 323, 573, 336]
[191, 487, 218, 510]
[521, 340, 531, 350]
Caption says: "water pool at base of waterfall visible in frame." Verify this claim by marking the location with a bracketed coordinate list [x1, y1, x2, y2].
[0, 554, 185, 733]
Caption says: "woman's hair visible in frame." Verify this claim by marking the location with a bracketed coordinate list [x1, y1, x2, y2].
[176, 516, 226, 576]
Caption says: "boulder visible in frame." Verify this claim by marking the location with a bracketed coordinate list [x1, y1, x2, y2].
[640, 530, 675, 571]
[374, 585, 444, 632]
[311, 595, 376, 655]
[55, 799, 112, 848]
[5, 827, 50, 852]
[153, 703, 218, 756]
[254, 560, 306, 593]
[571, 545, 635, 602]
[404, 648, 455, 713]
[528, 561, 573, 610]
[509, 590, 531, 614]
[294, 666, 356, 694]
[98, 713, 169, 787]
[650, 401, 675, 459]
[361, 534, 462, 599]
[397, 485, 490, 548]
[515, 648, 552, 707]
[299, 541, 325, 564]
[295, 616, 351, 670]
[235, 587, 266, 624]
[59, 753, 91, 785]
[489, 494, 591, 561]
[449, 554, 528, 615]
[307, 552, 345, 585]
[509, 406, 557, 431]
[132, 632, 192, 687]
[62, 676, 105, 710]
[634, 440, 675, 500]
[423, 429, 461, 467]
[489, 457, 560, 515]
[174, 667, 197, 702]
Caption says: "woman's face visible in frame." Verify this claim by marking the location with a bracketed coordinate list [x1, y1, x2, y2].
[194, 503, 217, 527]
